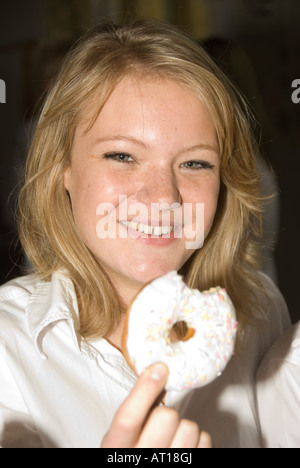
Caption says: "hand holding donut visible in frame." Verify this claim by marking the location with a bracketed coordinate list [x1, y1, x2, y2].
[102, 271, 236, 448]
[101, 362, 212, 448]
[123, 271, 237, 391]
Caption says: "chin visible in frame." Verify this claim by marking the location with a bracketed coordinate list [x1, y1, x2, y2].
[127, 263, 183, 287]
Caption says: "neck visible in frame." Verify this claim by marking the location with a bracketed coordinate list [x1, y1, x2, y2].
[101, 269, 147, 350]
[105, 314, 126, 351]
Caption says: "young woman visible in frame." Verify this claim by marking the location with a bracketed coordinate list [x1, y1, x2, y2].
[0, 19, 290, 448]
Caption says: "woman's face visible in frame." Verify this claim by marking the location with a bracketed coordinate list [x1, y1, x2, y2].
[64, 75, 220, 300]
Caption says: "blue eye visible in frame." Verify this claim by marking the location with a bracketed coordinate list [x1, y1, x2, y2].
[104, 152, 133, 162]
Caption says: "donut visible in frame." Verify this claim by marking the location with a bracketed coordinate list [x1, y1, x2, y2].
[122, 271, 237, 391]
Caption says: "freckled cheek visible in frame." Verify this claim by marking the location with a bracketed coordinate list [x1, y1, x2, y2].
[70, 175, 129, 233]
[203, 183, 220, 234]
[71, 190, 96, 236]
[186, 180, 220, 233]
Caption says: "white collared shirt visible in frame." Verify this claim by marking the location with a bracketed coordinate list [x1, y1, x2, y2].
[0, 271, 290, 448]
[257, 322, 300, 448]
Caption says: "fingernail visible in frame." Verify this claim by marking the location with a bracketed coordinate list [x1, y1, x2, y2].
[149, 362, 169, 381]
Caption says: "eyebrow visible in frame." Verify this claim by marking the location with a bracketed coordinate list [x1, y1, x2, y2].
[92, 135, 219, 155]
[180, 143, 219, 155]
[92, 135, 149, 150]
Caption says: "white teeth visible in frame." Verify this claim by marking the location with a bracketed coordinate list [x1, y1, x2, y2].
[143, 225, 153, 235]
[121, 221, 174, 236]
[130, 221, 138, 231]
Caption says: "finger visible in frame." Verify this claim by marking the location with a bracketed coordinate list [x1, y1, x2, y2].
[101, 362, 169, 448]
[136, 406, 179, 448]
[198, 431, 212, 448]
[170, 419, 201, 448]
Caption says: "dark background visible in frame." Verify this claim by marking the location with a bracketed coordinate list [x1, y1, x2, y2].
[0, 0, 299, 322]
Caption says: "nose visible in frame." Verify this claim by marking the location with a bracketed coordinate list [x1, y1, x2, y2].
[134, 165, 182, 207]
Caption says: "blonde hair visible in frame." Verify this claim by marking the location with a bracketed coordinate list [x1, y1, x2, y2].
[18, 19, 265, 341]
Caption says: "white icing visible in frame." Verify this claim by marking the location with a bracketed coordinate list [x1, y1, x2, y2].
[125, 271, 237, 391]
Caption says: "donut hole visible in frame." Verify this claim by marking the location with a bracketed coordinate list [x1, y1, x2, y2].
[169, 321, 195, 343]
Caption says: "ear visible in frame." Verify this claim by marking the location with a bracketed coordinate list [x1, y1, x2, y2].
[63, 166, 72, 192]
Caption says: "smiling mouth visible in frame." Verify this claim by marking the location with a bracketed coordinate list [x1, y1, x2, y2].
[119, 220, 175, 236]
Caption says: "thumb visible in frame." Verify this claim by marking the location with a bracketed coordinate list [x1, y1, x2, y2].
[122, 362, 169, 417]
[101, 362, 169, 448]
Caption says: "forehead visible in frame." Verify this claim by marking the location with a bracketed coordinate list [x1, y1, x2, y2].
[76, 74, 217, 145]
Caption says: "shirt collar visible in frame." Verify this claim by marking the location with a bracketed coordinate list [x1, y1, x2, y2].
[25, 271, 81, 359]
[25, 271, 138, 390]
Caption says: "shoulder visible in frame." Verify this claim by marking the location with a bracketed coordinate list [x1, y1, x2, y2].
[0, 274, 40, 316]
[0, 270, 78, 362]
[0, 275, 42, 354]
[0, 273, 56, 333]
[257, 322, 300, 406]
[258, 322, 300, 373]
[257, 322, 300, 448]
[239, 272, 291, 360]
[0, 274, 40, 299]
